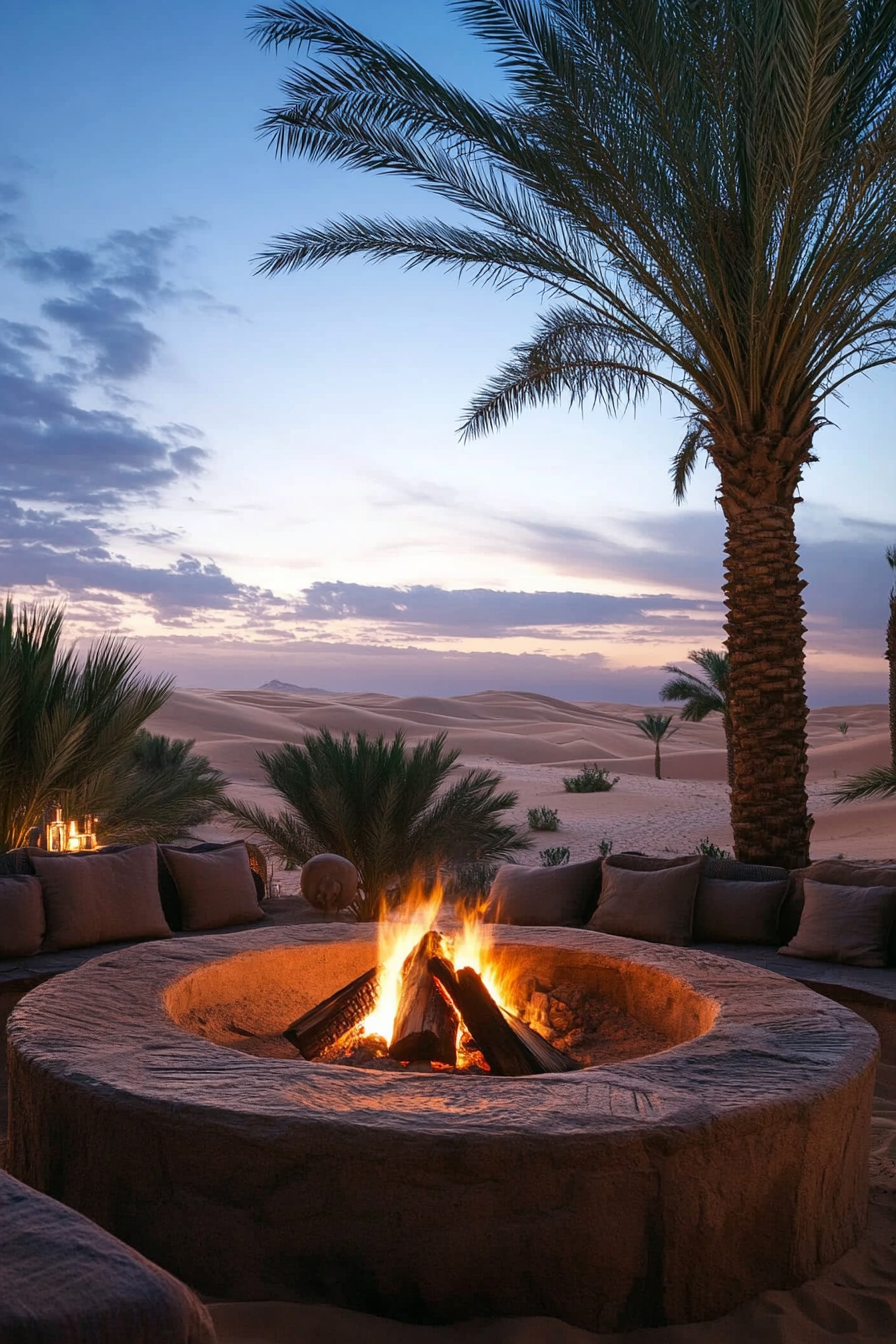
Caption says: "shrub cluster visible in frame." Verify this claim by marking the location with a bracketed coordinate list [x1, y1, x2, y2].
[539, 846, 571, 867]
[563, 764, 619, 793]
[527, 805, 559, 831]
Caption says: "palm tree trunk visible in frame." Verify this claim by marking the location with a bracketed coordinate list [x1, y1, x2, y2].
[654, 742, 661, 780]
[887, 594, 896, 767]
[723, 716, 734, 789]
[722, 498, 811, 868]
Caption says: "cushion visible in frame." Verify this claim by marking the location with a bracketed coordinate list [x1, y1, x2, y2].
[702, 857, 790, 884]
[0, 875, 45, 956]
[602, 852, 700, 873]
[779, 878, 896, 968]
[693, 876, 788, 945]
[483, 857, 603, 926]
[32, 844, 171, 952]
[160, 842, 264, 932]
[588, 858, 703, 945]
[783, 861, 896, 955]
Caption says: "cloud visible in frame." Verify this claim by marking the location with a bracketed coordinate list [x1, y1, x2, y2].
[293, 581, 721, 637]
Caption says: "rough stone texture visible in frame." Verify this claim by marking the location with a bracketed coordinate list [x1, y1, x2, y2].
[0, 1169, 216, 1343]
[6, 926, 878, 1333]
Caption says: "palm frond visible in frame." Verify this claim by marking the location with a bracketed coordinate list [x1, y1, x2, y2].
[831, 764, 896, 804]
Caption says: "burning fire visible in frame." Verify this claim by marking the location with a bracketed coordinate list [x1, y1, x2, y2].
[361, 884, 513, 1042]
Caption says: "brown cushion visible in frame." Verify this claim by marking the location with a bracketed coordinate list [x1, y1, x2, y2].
[483, 858, 602, 926]
[588, 858, 702, 944]
[602, 853, 699, 872]
[783, 861, 896, 956]
[160, 842, 264, 932]
[693, 877, 788, 945]
[0, 875, 45, 956]
[32, 845, 171, 951]
[779, 879, 896, 968]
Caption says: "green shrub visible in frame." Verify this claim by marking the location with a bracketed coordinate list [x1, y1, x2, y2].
[694, 837, 731, 859]
[539, 846, 571, 867]
[563, 764, 619, 793]
[597, 838, 614, 857]
[528, 805, 559, 831]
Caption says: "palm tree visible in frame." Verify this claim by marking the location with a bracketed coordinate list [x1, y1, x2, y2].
[831, 545, 896, 805]
[632, 713, 679, 781]
[660, 649, 732, 786]
[0, 599, 173, 852]
[66, 731, 230, 846]
[250, 1, 896, 868]
[223, 727, 529, 918]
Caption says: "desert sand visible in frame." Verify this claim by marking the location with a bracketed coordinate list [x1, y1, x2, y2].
[147, 687, 894, 861]
[151, 687, 896, 1344]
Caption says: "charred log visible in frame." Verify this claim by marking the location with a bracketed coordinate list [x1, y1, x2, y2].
[283, 966, 382, 1059]
[389, 931, 458, 1065]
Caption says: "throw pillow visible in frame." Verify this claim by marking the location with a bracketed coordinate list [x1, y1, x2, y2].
[693, 877, 789, 944]
[784, 861, 896, 955]
[483, 857, 602, 926]
[779, 879, 896, 968]
[159, 843, 264, 932]
[588, 858, 702, 944]
[32, 845, 171, 952]
[0, 875, 45, 957]
[602, 853, 700, 873]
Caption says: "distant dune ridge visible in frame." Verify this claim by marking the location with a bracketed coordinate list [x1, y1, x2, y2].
[147, 687, 893, 861]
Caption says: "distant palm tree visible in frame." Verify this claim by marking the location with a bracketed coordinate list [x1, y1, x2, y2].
[223, 727, 529, 918]
[251, 1, 896, 867]
[832, 546, 896, 805]
[632, 713, 679, 781]
[0, 599, 172, 852]
[660, 650, 731, 786]
[67, 731, 230, 846]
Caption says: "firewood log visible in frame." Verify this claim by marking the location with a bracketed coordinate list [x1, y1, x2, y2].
[389, 931, 459, 1065]
[283, 966, 382, 1059]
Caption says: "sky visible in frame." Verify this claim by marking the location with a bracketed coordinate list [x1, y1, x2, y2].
[0, 0, 893, 704]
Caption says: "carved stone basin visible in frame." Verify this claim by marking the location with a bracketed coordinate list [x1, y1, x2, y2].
[6, 924, 877, 1332]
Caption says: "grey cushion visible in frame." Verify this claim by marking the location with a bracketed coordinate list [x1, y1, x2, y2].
[32, 844, 170, 951]
[483, 857, 602, 926]
[589, 858, 702, 945]
[603, 852, 699, 872]
[784, 861, 896, 954]
[694, 877, 788, 945]
[160, 842, 264, 932]
[779, 879, 896, 968]
[0, 875, 45, 956]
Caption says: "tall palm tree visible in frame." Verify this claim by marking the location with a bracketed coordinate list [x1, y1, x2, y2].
[223, 727, 529, 918]
[660, 649, 732, 785]
[250, 1, 896, 868]
[632, 713, 679, 781]
[0, 599, 173, 851]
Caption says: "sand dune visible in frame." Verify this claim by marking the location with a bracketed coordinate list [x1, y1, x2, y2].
[149, 688, 893, 861]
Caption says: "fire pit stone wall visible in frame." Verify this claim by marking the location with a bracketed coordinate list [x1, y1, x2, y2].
[5, 924, 878, 1333]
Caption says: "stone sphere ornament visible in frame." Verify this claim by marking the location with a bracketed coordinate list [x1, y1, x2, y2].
[299, 853, 360, 912]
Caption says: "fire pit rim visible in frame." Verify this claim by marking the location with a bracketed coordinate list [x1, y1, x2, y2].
[7, 923, 879, 1140]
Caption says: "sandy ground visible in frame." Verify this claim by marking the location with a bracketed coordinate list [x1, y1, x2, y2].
[147, 688, 894, 862]
[149, 688, 895, 1341]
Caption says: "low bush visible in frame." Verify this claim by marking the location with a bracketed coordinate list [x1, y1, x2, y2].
[597, 837, 614, 857]
[563, 764, 619, 793]
[694, 837, 731, 858]
[539, 846, 571, 867]
[528, 805, 559, 831]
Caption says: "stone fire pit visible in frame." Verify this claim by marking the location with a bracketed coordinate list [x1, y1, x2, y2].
[6, 925, 878, 1332]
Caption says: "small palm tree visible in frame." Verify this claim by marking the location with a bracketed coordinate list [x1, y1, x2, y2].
[632, 713, 679, 781]
[223, 727, 529, 919]
[0, 599, 173, 851]
[67, 731, 230, 846]
[660, 650, 731, 786]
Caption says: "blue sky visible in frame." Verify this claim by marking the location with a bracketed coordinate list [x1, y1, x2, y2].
[0, 0, 893, 703]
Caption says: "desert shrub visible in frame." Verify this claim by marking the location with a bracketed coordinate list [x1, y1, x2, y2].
[597, 838, 614, 857]
[528, 805, 559, 831]
[563, 764, 619, 793]
[539, 846, 571, 867]
[694, 838, 731, 859]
